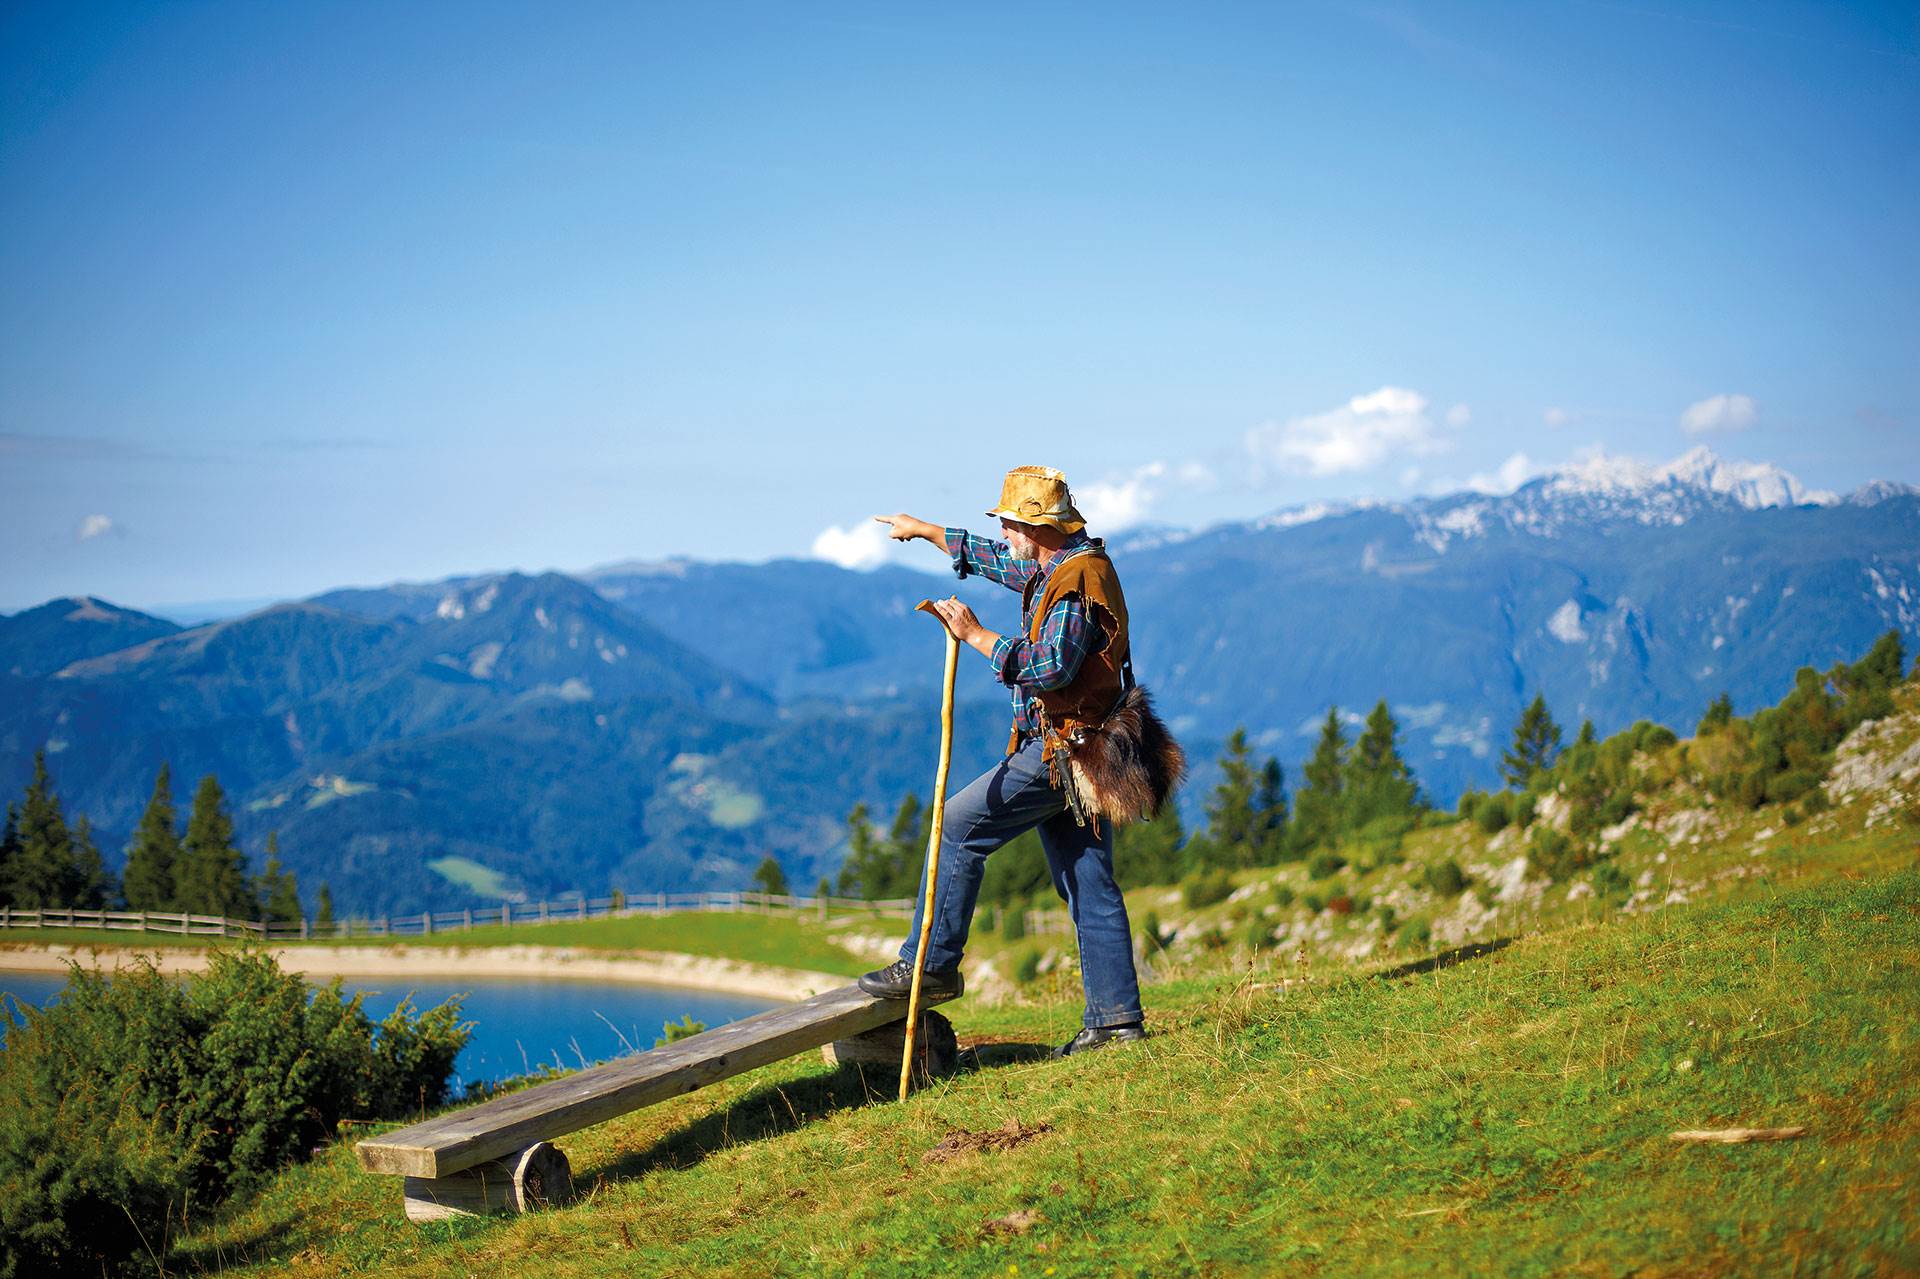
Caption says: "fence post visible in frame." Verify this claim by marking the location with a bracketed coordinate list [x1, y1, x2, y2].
[422, 911, 432, 936]
[300, 916, 309, 940]
[464, 908, 473, 931]
[657, 891, 665, 914]
[539, 900, 549, 924]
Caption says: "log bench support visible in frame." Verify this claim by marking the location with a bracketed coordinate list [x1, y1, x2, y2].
[357, 983, 957, 1223]
[821, 1009, 957, 1088]
[402, 1141, 574, 1222]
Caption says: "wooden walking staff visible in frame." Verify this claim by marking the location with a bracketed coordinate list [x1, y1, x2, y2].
[900, 598, 961, 1101]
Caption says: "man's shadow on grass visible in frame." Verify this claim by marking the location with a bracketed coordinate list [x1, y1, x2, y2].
[1372, 936, 1514, 982]
[588, 1038, 1051, 1184]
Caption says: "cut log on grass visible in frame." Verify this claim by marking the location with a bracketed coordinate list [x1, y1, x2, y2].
[402, 1141, 573, 1222]
[821, 1009, 958, 1087]
[1668, 1126, 1808, 1144]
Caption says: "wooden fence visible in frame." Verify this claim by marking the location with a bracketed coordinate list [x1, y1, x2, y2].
[0, 890, 926, 943]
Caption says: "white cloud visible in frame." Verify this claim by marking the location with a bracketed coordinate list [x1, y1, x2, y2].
[1543, 407, 1569, 427]
[811, 521, 894, 570]
[1445, 403, 1471, 428]
[1464, 452, 1546, 495]
[1245, 386, 1446, 477]
[1076, 462, 1166, 530]
[76, 514, 114, 542]
[1548, 600, 1587, 643]
[1681, 393, 1758, 434]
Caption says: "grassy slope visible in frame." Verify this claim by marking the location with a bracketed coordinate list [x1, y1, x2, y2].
[177, 860, 1918, 1278]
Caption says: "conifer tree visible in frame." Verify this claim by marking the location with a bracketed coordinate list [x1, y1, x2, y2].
[1114, 801, 1186, 885]
[1696, 694, 1733, 736]
[0, 804, 18, 908]
[1203, 729, 1261, 868]
[1345, 700, 1418, 827]
[6, 750, 77, 908]
[315, 882, 336, 930]
[1292, 707, 1348, 852]
[176, 774, 255, 917]
[259, 834, 302, 923]
[814, 877, 832, 901]
[69, 816, 111, 908]
[1576, 719, 1597, 748]
[1254, 758, 1290, 862]
[122, 763, 182, 911]
[750, 854, 789, 897]
[1501, 695, 1563, 789]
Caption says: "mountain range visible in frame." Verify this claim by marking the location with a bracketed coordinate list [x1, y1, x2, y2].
[2, 447, 1913, 915]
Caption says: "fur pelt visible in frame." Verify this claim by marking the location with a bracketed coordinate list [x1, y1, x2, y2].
[1061, 685, 1187, 826]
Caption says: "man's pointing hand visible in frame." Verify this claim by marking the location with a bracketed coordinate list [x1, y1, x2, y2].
[873, 514, 941, 544]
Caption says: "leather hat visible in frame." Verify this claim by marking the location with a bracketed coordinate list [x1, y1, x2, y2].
[986, 465, 1086, 533]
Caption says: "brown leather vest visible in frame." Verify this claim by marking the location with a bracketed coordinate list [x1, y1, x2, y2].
[1011, 546, 1131, 759]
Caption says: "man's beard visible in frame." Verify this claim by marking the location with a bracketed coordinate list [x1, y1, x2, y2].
[1008, 537, 1039, 561]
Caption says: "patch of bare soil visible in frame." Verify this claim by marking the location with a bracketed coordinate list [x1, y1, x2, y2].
[922, 1119, 1052, 1163]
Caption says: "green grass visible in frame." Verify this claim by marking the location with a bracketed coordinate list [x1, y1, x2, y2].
[384, 911, 868, 975]
[0, 911, 873, 976]
[171, 863, 1920, 1277]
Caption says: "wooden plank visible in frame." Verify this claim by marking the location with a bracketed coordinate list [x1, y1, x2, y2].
[1669, 1126, 1807, 1144]
[356, 983, 954, 1179]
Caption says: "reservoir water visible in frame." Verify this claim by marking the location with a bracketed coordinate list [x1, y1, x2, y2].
[0, 969, 775, 1091]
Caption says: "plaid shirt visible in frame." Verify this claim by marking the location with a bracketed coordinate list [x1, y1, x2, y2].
[945, 526, 1104, 738]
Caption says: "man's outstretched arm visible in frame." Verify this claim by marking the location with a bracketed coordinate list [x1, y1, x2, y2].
[872, 514, 1038, 591]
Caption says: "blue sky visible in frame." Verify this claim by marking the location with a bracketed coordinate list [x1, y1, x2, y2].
[2, 1, 1915, 612]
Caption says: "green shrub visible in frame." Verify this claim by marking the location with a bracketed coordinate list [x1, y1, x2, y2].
[1765, 768, 1823, 806]
[655, 1015, 708, 1047]
[1001, 906, 1027, 940]
[1301, 891, 1326, 915]
[1375, 904, 1398, 932]
[1013, 948, 1042, 984]
[1306, 850, 1346, 880]
[1239, 916, 1273, 951]
[0, 951, 467, 1278]
[1270, 883, 1296, 909]
[1181, 867, 1236, 909]
[1525, 828, 1591, 883]
[1474, 795, 1510, 835]
[1512, 793, 1537, 829]
[1802, 788, 1831, 816]
[1398, 917, 1433, 951]
[1423, 858, 1467, 896]
[1139, 911, 1169, 952]
[1590, 861, 1632, 900]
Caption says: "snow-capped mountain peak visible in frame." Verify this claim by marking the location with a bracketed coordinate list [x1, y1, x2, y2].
[1547, 445, 1836, 510]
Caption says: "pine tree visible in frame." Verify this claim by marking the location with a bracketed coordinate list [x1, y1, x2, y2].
[1203, 729, 1261, 868]
[122, 763, 182, 911]
[836, 796, 924, 901]
[1344, 700, 1418, 827]
[0, 804, 18, 908]
[1575, 719, 1597, 748]
[259, 834, 302, 923]
[1114, 802, 1186, 885]
[814, 877, 832, 902]
[1254, 758, 1290, 862]
[1501, 695, 1563, 789]
[750, 854, 789, 897]
[175, 774, 255, 918]
[1696, 694, 1734, 736]
[315, 882, 336, 930]
[6, 750, 77, 908]
[69, 816, 111, 908]
[1292, 707, 1348, 852]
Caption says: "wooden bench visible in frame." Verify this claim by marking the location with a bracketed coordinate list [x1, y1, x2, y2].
[356, 982, 958, 1221]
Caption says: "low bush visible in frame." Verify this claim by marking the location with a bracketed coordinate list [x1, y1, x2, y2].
[655, 1015, 707, 1046]
[0, 950, 467, 1279]
[1424, 858, 1467, 896]
[1525, 828, 1592, 883]
[1001, 906, 1027, 940]
[1270, 883, 1296, 909]
[1306, 850, 1346, 880]
[1181, 867, 1236, 909]
[1591, 861, 1632, 900]
[1474, 796, 1511, 835]
[1012, 948, 1042, 984]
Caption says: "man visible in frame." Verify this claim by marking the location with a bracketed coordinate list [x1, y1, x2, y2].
[860, 465, 1146, 1057]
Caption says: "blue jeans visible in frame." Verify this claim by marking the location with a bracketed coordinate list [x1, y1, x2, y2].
[898, 737, 1144, 1030]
